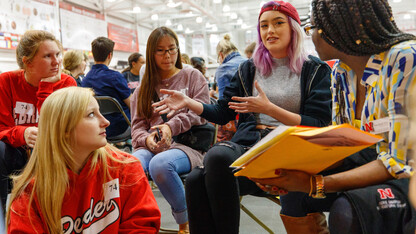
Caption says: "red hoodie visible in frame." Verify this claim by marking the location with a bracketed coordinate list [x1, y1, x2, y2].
[8, 151, 161, 233]
[0, 70, 76, 147]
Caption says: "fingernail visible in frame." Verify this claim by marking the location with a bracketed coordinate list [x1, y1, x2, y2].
[275, 169, 281, 176]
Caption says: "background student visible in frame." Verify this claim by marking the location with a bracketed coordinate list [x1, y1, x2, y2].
[62, 50, 89, 86]
[82, 37, 132, 139]
[0, 30, 76, 211]
[121, 52, 145, 93]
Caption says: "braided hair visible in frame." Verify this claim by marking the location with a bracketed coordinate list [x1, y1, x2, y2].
[312, 0, 416, 56]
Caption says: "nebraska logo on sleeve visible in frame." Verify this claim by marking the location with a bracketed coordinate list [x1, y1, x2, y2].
[61, 179, 121, 233]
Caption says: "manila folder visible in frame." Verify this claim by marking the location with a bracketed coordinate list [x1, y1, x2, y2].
[231, 124, 383, 178]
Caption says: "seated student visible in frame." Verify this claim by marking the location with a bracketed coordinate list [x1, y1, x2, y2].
[6, 87, 161, 233]
[131, 26, 210, 234]
[250, 0, 416, 233]
[214, 34, 246, 142]
[190, 57, 207, 78]
[244, 42, 256, 59]
[121, 52, 145, 93]
[153, 2, 332, 233]
[180, 53, 193, 68]
[62, 50, 88, 86]
[0, 30, 76, 211]
[82, 37, 132, 139]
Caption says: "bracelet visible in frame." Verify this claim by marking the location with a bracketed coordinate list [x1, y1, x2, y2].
[312, 175, 326, 199]
[308, 175, 315, 196]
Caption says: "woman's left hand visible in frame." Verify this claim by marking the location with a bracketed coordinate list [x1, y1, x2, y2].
[229, 81, 272, 114]
[250, 169, 312, 195]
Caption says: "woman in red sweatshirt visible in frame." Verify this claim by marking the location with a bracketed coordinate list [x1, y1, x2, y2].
[7, 87, 161, 233]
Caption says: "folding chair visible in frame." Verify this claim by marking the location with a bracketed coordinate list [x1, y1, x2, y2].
[95, 96, 132, 149]
[240, 194, 281, 234]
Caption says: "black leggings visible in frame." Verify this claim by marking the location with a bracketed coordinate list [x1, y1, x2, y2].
[0, 141, 28, 210]
[185, 141, 262, 234]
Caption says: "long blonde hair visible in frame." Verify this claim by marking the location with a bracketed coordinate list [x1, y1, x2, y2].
[7, 87, 122, 233]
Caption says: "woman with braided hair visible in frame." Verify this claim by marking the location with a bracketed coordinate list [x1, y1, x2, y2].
[251, 0, 416, 233]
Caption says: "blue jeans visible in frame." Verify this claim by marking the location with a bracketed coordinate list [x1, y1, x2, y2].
[133, 148, 191, 224]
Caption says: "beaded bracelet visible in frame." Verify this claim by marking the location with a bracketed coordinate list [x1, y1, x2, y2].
[312, 175, 326, 199]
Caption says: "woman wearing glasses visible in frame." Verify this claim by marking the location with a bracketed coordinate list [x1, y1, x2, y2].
[153, 1, 332, 233]
[130, 26, 210, 234]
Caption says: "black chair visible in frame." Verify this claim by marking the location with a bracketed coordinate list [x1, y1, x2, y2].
[95, 96, 132, 146]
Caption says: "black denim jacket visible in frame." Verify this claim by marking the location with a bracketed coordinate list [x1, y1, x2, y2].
[201, 55, 332, 147]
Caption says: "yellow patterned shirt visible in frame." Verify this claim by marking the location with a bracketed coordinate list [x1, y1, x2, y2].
[331, 40, 416, 178]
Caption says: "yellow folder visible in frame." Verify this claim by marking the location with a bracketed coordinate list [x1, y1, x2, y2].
[230, 124, 383, 178]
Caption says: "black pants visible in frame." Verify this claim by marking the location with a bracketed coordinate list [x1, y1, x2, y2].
[185, 141, 263, 234]
[0, 141, 28, 210]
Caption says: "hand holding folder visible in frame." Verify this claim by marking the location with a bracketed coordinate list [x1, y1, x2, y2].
[230, 124, 383, 178]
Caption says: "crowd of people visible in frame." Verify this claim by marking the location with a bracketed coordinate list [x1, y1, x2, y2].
[1, 0, 416, 233]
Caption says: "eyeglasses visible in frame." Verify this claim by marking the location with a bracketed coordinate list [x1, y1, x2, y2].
[303, 24, 317, 36]
[155, 48, 178, 56]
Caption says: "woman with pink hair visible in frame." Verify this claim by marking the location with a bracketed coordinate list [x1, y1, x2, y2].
[153, 1, 332, 233]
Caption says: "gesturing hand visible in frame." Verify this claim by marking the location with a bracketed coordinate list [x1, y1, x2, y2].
[152, 89, 188, 118]
[24, 127, 38, 148]
[228, 81, 272, 114]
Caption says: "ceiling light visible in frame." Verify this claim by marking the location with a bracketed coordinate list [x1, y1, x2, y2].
[133, 6, 141, 13]
[212, 25, 218, 31]
[213, 0, 221, 3]
[205, 22, 211, 28]
[178, 24, 183, 31]
[223, 5, 230, 12]
[151, 14, 158, 21]
[166, 19, 172, 26]
[185, 28, 193, 34]
[237, 18, 243, 25]
[196, 17, 203, 23]
[404, 14, 411, 19]
[167, 0, 183, 8]
[230, 13, 238, 19]
[242, 23, 247, 28]
[393, 0, 402, 2]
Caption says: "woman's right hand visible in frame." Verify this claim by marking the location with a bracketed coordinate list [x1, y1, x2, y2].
[152, 89, 188, 118]
[24, 126, 38, 148]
